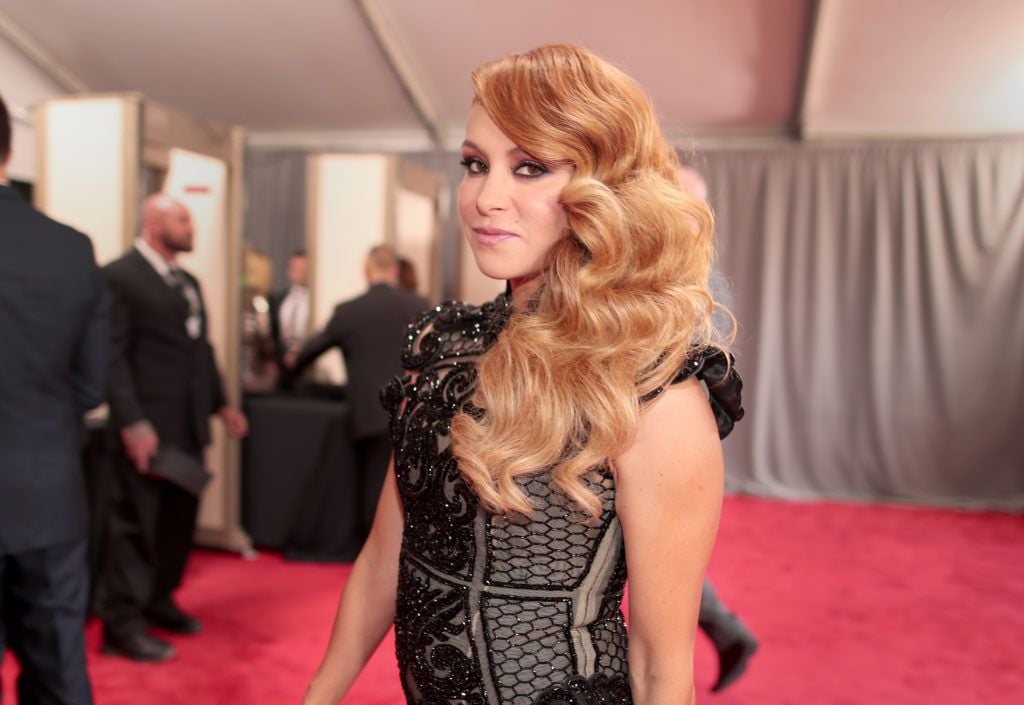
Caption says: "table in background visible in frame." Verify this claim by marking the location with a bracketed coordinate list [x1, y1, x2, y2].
[242, 392, 363, 562]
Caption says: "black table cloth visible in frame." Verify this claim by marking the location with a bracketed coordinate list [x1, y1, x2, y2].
[242, 393, 362, 562]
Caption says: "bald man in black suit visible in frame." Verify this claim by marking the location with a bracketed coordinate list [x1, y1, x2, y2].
[93, 194, 248, 663]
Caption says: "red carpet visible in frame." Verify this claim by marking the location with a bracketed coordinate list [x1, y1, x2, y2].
[3, 497, 1022, 704]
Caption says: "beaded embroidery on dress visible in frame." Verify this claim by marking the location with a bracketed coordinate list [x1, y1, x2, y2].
[382, 293, 743, 705]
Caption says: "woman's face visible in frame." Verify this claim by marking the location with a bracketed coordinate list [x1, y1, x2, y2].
[458, 103, 573, 287]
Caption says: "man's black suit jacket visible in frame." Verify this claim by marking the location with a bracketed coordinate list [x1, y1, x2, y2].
[0, 185, 111, 554]
[293, 283, 428, 439]
[104, 248, 225, 452]
[267, 288, 288, 362]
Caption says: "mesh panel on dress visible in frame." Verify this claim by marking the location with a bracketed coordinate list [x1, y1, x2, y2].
[483, 596, 574, 705]
[589, 616, 629, 674]
[487, 473, 616, 588]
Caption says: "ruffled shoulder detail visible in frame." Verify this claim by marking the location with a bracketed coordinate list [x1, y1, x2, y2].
[642, 348, 745, 440]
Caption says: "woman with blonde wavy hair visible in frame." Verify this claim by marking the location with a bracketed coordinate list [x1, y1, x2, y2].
[303, 43, 743, 705]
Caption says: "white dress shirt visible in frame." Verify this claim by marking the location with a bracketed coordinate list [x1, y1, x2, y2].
[278, 285, 310, 346]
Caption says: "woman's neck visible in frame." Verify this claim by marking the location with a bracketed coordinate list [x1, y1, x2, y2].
[508, 275, 541, 309]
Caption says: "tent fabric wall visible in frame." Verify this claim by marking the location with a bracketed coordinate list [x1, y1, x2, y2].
[244, 150, 307, 290]
[700, 140, 1024, 509]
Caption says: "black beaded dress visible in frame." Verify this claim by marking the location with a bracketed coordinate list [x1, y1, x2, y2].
[382, 294, 743, 705]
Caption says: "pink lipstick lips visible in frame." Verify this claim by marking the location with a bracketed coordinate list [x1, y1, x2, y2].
[473, 227, 517, 246]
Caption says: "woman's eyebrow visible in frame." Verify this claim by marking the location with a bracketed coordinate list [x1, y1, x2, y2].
[461, 139, 535, 161]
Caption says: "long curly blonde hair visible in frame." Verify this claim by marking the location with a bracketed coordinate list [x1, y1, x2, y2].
[450, 44, 722, 518]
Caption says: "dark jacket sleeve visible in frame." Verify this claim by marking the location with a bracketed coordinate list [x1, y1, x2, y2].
[267, 290, 284, 358]
[71, 248, 112, 413]
[105, 280, 146, 428]
[191, 275, 227, 414]
[291, 304, 344, 376]
[205, 340, 227, 413]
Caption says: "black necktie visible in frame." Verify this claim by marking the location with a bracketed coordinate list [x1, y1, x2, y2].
[168, 268, 189, 305]
[168, 268, 201, 338]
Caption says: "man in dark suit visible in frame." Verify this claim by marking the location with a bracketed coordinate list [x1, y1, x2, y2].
[94, 194, 248, 662]
[268, 249, 310, 370]
[287, 245, 428, 538]
[0, 92, 109, 704]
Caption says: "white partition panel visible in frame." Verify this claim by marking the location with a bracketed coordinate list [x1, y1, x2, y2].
[164, 148, 232, 533]
[308, 153, 390, 383]
[0, 33, 65, 182]
[37, 96, 136, 264]
[396, 188, 435, 299]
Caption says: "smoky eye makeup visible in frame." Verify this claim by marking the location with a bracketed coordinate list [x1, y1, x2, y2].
[459, 148, 559, 179]
[459, 156, 487, 174]
[514, 160, 549, 178]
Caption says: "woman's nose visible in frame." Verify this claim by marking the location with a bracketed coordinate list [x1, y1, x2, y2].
[476, 172, 511, 213]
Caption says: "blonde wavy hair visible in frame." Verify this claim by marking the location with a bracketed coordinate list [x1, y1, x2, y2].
[450, 44, 723, 519]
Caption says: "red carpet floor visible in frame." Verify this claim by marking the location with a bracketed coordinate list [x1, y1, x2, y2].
[3, 496, 1022, 704]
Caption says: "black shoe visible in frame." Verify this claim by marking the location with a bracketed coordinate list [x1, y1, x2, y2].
[102, 630, 176, 663]
[711, 634, 758, 693]
[145, 601, 203, 635]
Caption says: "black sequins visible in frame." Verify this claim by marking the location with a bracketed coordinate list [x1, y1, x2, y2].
[384, 294, 631, 705]
[383, 293, 743, 705]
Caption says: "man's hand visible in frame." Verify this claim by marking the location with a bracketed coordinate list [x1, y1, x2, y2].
[121, 420, 159, 473]
[218, 406, 249, 439]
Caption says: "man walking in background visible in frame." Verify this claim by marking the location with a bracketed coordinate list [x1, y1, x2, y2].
[286, 245, 428, 541]
[0, 92, 110, 704]
[94, 194, 248, 662]
[678, 163, 760, 693]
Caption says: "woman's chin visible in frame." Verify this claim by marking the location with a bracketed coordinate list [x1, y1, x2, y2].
[471, 257, 517, 283]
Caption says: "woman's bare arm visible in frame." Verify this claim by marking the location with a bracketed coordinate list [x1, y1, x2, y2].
[615, 377, 724, 705]
[303, 460, 405, 705]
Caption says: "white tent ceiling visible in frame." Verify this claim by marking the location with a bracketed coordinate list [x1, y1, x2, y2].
[1, 0, 1022, 150]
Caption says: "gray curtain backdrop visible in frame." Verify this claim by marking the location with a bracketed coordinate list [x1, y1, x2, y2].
[242, 141, 1023, 508]
[699, 141, 1024, 509]
[244, 150, 308, 290]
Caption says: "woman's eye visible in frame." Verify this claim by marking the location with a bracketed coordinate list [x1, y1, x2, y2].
[515, 161, 548, 177]
[460, 157, 487, 174]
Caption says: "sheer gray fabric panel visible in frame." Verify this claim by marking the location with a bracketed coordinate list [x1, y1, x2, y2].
[244, 150, 307, 289]
[700, 141, 1024, 509]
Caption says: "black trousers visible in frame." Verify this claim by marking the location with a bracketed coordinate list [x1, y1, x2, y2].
[93, 450, 200, 636]
[353, 433, 392, 539]
[699, 580, 745, 649]
[0, 539, 93, 705]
